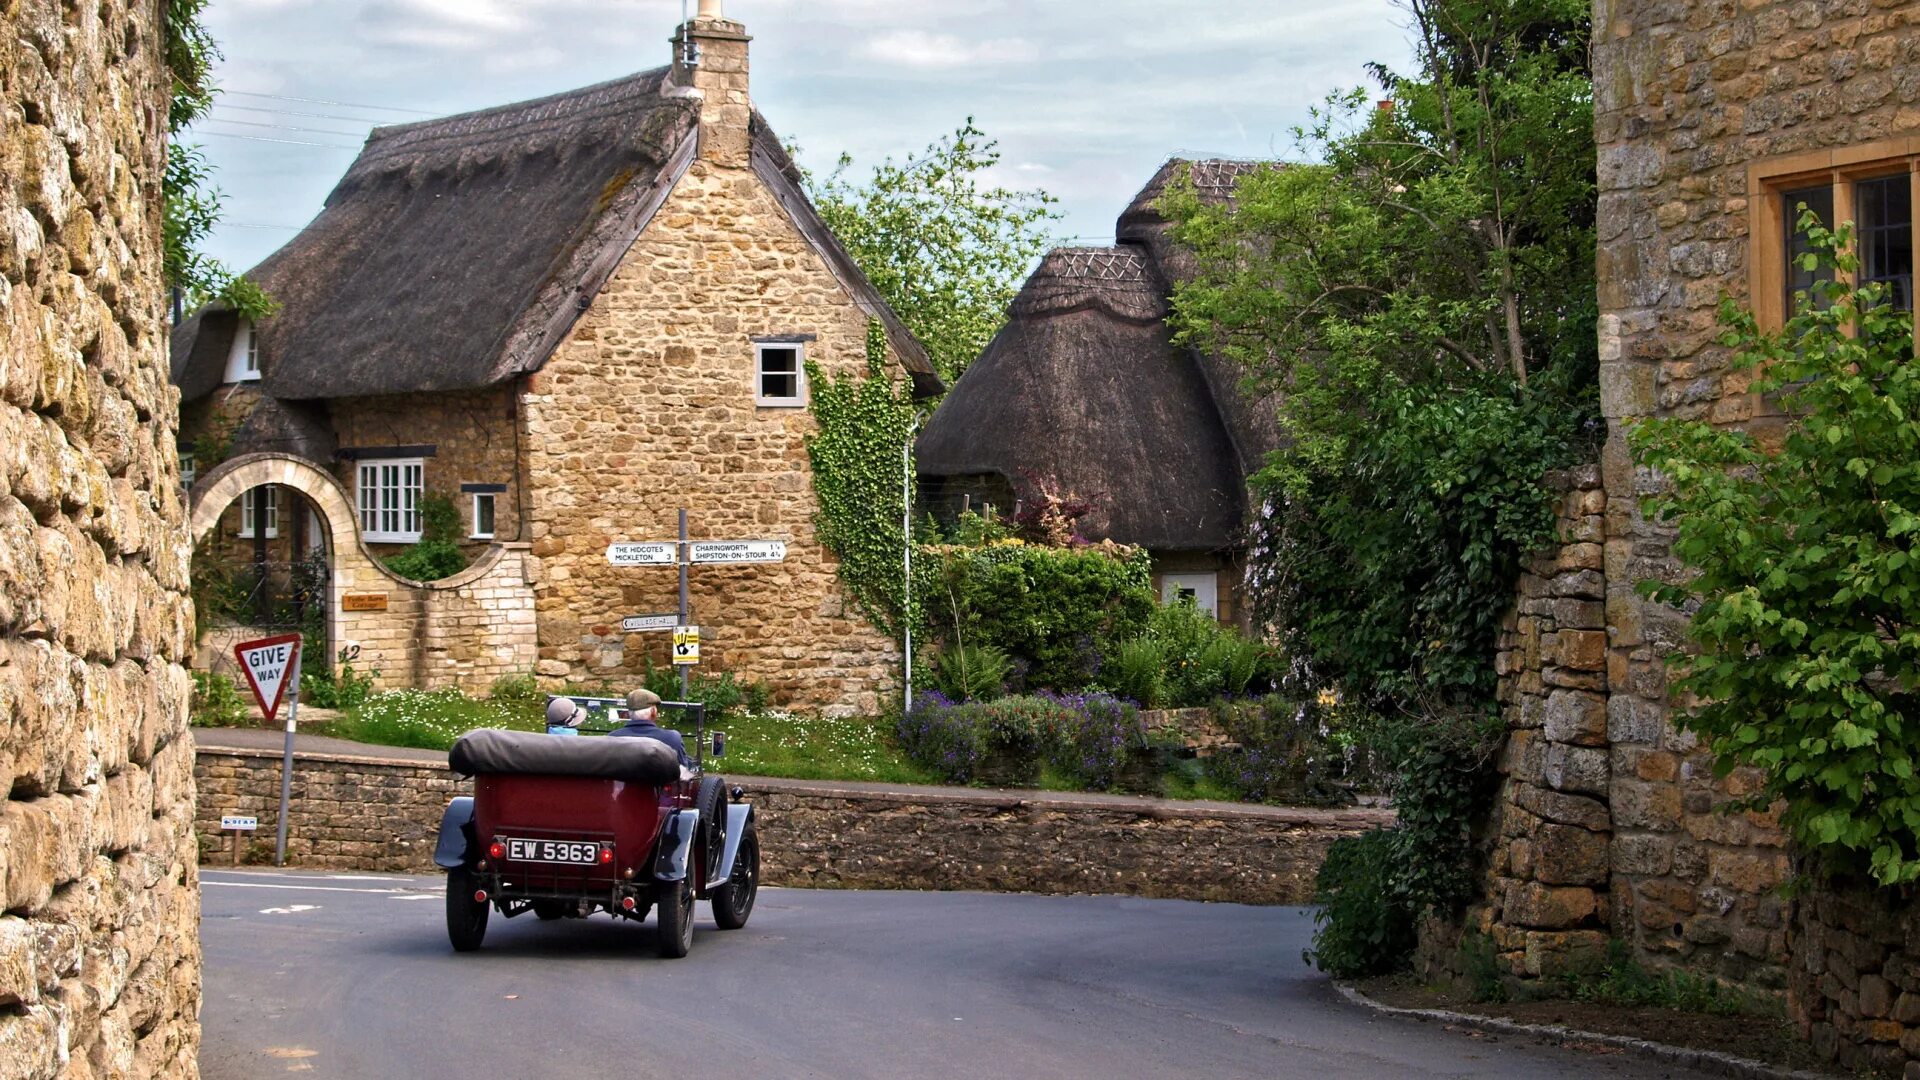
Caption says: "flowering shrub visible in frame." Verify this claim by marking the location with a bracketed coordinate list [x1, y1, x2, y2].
[898, 691, 1145, 788]
[1206, 694, 1385, 805]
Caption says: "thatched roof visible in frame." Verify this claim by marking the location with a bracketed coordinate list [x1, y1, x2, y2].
[916, 247, 1245, 552]
[918, 159, 1291, 553]
[227, 397, 336, 462]
[170, 66, 937, 402]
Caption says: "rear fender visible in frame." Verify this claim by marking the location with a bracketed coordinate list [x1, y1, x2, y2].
[432, 796, 476, 870]
[653, 809, 699, 882]
[714, 803, 754, 883]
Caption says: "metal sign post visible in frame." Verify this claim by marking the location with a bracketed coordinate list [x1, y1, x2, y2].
[232, 632, 302, 867]
[601, 510, 789, 700]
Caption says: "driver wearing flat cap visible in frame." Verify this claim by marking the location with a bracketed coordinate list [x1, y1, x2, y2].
[608, 688, 693, 767]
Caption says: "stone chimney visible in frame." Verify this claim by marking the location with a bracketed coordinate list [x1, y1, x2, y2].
[670, 0, 752, 168]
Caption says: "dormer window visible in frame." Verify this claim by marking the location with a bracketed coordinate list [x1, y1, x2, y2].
[754, 341, 806, 406]
[224, 320, 261, 383]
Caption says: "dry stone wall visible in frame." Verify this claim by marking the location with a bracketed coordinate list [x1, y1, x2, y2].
[191, 747, 1387, 903]
[0, 0, 202, 1074]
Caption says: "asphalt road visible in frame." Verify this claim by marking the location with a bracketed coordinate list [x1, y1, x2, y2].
[201, 869, 1720, 1080]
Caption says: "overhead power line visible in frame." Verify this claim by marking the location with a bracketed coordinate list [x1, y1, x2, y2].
[199, 115, 371, 139]
[215, 101, 386, 125]
[188, 130, 360, 150]
[224, 89, 435, 117]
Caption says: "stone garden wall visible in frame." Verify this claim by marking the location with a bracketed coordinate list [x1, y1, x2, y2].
[1, 0, 202, 1074]
[192, 746, 1390, 903]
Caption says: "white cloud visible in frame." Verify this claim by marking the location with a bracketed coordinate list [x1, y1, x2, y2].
[856, 30, 1039, 70]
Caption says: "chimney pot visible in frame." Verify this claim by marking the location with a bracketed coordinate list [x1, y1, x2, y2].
[697, 0, 723, 17]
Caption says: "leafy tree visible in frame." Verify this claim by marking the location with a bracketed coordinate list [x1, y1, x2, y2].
[1633, 223, 1920, 886]
[1164, 0, 1599, 971]
[805, 119, 1057, 384]
[164, 0, 274, 319]
[1163, 0, 1596, 700]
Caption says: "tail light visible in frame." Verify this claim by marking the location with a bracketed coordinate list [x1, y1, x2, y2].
[620, 895, 637, 911]
[598, 844, 615, 865]
[473, 889, 488, 903]
[487, 840, 505, 860]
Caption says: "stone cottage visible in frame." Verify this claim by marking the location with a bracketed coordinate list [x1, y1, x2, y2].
[915, 160, 1283, 627]
[169, 1, 940, 712]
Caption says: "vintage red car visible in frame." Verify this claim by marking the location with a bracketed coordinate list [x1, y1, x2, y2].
[433, 701, 759, 957]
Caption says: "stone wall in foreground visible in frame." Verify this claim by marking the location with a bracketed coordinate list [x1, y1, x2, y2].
[1, 0, 201, 1075]
[192, 747, 1389, 904]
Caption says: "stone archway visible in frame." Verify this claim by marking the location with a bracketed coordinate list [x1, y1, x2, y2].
[189, 453, 374, 680]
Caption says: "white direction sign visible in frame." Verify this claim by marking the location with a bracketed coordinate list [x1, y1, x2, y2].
[620, 613, 678, 633]
[233, 633, 301, 723]
[220, 815, 258, 831]
[689, 539, 787, 565]
[606, 542, 676, 567]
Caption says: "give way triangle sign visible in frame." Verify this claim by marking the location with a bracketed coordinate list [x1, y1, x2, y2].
[233, 633, 302, 723]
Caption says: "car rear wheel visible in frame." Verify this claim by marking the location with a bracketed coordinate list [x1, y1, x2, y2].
[710, 820, 758, 930]
[446, 866, 489, 952]
[654, 878, 694, 959]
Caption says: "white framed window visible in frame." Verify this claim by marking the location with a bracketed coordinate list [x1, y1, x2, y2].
[470, 492, 496, 540]
[238, 487, 278, 539]
[223, 321, 261, 383]
[358, 459, 423, 543]
[1160, 572, 1219, 618]
[305, 507, 327, 554]
[754, 342, 806, 406]
[179, 453, 196, 491]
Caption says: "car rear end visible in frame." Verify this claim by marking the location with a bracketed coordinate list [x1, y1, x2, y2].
[472, 774, 667, 917]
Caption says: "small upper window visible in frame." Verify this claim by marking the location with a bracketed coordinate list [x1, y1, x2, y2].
[179, 453, 196, 491]
[1159, 572, 1220, 618]
[471, 492, 496, 540]
[224, 321, 261, 383]
[755, 343, 805, 406]
[239, 486, 279, 539]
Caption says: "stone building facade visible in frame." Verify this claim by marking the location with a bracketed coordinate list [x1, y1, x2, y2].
[1, 0, 202, 1075]
[1433, 0, 1916, 1068]
[169, 5, 940, 713]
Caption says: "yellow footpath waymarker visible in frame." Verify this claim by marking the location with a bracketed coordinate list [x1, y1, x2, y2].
[672, 625, 700, 666]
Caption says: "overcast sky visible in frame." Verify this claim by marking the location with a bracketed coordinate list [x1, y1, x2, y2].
[193, 0, 1418, 272]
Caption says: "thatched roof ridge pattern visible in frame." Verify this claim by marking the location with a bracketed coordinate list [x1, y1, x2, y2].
[1116, 157, 1262, 242]
[916, 243, 1242, 552]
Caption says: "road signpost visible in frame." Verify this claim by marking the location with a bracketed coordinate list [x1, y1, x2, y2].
[220, 814, 258, 865]
[233, 632, 302, 867]
[603, 509, 789, 698]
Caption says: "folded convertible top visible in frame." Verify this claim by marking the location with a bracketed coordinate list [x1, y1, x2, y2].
[449, 728, 682, 784]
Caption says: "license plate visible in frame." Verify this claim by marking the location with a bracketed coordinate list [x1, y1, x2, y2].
[506, 838, 602, 865]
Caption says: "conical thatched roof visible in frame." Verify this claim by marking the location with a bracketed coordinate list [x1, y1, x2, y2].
[916, 246, 1244, 551]
[918, 159, 1289, 553]
[170, 66, 937, 404]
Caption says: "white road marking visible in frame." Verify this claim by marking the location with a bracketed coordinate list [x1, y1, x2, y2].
[259, 905, 321, 915]
[203, 876, 424, 891]
[389, 894, 439, 901]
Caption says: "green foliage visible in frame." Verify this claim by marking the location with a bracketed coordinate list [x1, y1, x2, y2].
[1632, 224, 1920, 886]
[1308, 829, 1419, 977]
[806, 119, 1058, 383]
[1207, 693, 1388, 804]
[299, 649, 377, 710]
[1102, 637, 1169, 709]
[712, 710, 936, 785]
[639, 657, 769, 727]
[1566, 941, 1766, 1017]
[806, 320, 921, 639]
[897, 692, 1147, 789]
[487, 673, 545, 710]
[921, 541, 1156, 692]
[163, 0, 275, 319]
[189, 670, 247, 728]
[319, 688, 530, 751]
[930, 643, 1013, 702]
[379, 495, 470, 582]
